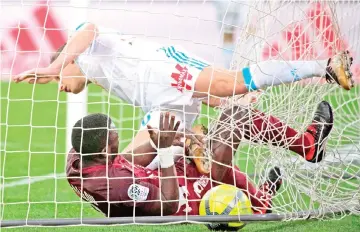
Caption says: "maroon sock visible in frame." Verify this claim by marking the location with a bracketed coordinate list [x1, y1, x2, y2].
[245, 110, 314, 157]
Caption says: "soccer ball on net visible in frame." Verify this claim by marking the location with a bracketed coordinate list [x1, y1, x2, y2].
[199, 184, 253, 231]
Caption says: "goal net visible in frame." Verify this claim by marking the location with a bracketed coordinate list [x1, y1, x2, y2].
[228, 0, 360, 219]
[1, 0, 359, 229]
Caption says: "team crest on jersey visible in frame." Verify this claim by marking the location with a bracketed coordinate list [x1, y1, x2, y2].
[127, 184, 149, 201]
[171, 64, 193, 92]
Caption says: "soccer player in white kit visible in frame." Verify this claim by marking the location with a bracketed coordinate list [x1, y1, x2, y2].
[13, 22, 354, 170]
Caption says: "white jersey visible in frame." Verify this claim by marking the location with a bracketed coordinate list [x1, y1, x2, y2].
[76, 26, 210, 129]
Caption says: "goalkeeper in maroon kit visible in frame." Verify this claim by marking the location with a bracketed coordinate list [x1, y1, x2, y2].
[66, 111, 285, 216]
[66, 99, 333, 216]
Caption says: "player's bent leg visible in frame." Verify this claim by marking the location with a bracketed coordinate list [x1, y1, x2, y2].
[212, 103, 333, 163]
[244, 101, 333, 163]
[243, 109, 319, 161]
[209, 107, 284, 213]
[210, 105, 311, 158]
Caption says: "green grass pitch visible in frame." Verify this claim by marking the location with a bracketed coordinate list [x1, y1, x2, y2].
[1, 82, 359, 231]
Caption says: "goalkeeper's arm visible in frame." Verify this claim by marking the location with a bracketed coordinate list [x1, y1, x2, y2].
[113, 164, 180, 216]
[13, 22, 99, 83]
[49, 22, 98, 70]
[126, 112, 180, 215]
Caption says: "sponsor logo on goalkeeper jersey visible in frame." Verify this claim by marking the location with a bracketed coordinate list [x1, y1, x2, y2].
[127, 184, 149, 201]
[171, 64, 193, 92]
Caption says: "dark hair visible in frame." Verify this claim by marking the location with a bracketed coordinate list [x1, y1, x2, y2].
[50, 43, 67, 63]
[71, 113, 112, 159]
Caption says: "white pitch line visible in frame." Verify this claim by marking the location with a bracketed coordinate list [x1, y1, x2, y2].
[1, 173, 65, 189]
[1, 141, 56, 150]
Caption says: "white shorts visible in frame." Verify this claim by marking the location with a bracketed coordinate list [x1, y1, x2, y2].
[139, 103, 201, 131]
[141, 45, 210, 113]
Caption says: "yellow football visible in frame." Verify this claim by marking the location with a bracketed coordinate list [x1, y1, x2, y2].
[199, 184, 253, 231]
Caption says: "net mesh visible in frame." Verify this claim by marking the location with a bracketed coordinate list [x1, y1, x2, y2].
[1, 0, 359, 229]
[225, 0, 360, 219]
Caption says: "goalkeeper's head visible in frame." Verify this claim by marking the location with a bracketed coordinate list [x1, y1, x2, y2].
[71, 113, 119, 164]
[50, 43, 88, 94]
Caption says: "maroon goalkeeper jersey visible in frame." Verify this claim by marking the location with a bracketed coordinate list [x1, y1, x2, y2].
[66, 149, 212, 216]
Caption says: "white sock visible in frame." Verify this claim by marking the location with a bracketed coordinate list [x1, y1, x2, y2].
[145, 146, 184, 170]
[242, 60, 328, 90]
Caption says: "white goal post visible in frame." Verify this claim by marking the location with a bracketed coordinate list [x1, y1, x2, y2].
[1, 0, 360, 229]
[65, 0, 89, 153]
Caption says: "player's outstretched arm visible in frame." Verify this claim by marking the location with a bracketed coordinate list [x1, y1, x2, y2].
[13, 22, 98, 83]
[49, 22, 98, 70]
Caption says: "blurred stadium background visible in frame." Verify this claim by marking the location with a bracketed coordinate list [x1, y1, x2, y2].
[1, 0, 360, 231]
